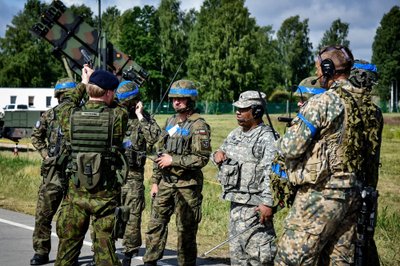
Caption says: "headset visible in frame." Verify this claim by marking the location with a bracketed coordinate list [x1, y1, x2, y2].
[251, 104, 264, 119]
[313, 45, 354, 86]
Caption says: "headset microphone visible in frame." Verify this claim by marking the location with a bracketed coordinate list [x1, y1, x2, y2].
[311, 75, 323, 85]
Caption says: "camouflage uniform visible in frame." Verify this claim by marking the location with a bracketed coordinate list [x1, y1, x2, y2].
[275, 79, 365, 265]
[349, 60, 383, 266]
[55, 70, 128, 266]
[30, 78, 76, 264]
[117, 81, 161, 256]
[211, 91, 277, 266]
[143, 80, 211, 266]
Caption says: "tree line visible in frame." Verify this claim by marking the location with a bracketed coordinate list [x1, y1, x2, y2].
[0, 0, 399, 103]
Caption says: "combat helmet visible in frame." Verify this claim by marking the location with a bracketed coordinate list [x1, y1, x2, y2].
[349, 59, 378, 90]
[54, 78, 76, 98]
[115, 80, 140, 103]
[168, 80, 198, 101]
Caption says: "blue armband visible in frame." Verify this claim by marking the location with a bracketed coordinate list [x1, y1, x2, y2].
[297, 113, 317, 138]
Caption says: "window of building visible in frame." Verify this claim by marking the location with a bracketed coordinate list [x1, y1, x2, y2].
[10, 96, 17, 104]
[46, 96, 52, 107]
[29, 96, 34, 107]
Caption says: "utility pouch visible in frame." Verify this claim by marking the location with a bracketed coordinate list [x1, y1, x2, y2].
[76, 152, 102, 190]
[41, 157, 57, 184]
[218, 159, 240, 188]
[286, 141, 330, 186]
[112, 206, 130, 239]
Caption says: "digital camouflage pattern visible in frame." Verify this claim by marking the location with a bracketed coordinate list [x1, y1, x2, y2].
[144, 112, 211, 265]
[121, 111, 161, 254]
[211, 123, 277, 265]
[275, 79, 365, 265]
[232, 90, 266, 108]
[55, 86, 128, 266]
[230, 203, 276, 266]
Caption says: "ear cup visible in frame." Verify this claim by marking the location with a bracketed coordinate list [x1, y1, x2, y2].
[251, 105, 263, 119]
[320, 58, 335, 78]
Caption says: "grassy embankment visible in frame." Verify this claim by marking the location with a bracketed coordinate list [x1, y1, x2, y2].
[0, 114, 399, 265]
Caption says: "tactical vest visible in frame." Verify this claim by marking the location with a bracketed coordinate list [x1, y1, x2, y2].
[286, 85, 365, 188]
[218, 126, 271, 196]
[70, 106, 114, 190]
[164, 116, 197, 155]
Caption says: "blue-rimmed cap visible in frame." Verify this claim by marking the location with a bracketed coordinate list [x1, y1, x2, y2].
[168, 80, 198, 100]
[353, 62, 377, 73]
[54, 78, 77, 97]
[296, 86, 325, 95]
[116, 80, 140, 102]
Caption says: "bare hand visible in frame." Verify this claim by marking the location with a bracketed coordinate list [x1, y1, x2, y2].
[214, 150, 227, 164]
[150, 183, 158, 198]
[255, 204, 273, 224]
[155, 153, 173, 169]
[81, 65, 94, 84]
[135, 101, 144, 120]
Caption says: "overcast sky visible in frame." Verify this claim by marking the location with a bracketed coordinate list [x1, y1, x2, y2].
[1, 0, 399, 61]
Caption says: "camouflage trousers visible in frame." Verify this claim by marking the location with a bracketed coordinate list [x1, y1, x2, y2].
[229, 202, 276, 266]
[55, 181, 121, 266]
[32, 172, 64, 255]
[275, 185, 360, 266]
[144, 181, 203, 265]
[121, 173, 145, 254]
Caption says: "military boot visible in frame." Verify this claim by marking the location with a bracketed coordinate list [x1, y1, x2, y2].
[122, 249, 139, 266]
[30, 253, 49, 265]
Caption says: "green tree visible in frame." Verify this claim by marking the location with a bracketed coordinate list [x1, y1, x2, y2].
[187, 0, 267, 102]
[372, 6, 400, 101]
[100, 6, 121, 45]
[277, 15, 313, 87]
[317, 18, 350, 51]
[0, 0, 65, 87]
[116, 6, 162, 101]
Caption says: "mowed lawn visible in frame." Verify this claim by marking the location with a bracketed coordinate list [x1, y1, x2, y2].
[0, 113, 399, 265]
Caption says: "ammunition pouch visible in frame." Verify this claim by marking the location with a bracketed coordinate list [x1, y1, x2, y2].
[218, 159, 240, 189]
[112, 206, 130, 239]
[127, 149, 146, 169]
[286, 141, 330, 186]
[75, 152, 102, 190]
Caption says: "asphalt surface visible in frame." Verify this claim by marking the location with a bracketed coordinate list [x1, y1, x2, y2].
[0, 208, 229, 266]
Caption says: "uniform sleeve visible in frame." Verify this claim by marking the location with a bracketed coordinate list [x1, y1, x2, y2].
[62, 83, 87, 106]
[139, 112, 161, 147]
[112, 107, 129, 147]
[31, 111, 49, 159]
[171, 119, 212, 170]
[259, 132, 277, 207]
[278, 95, 326, 159]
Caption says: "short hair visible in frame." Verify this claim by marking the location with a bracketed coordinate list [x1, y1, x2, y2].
[318, 45, 354, 75]
[86, 83, 106, 98]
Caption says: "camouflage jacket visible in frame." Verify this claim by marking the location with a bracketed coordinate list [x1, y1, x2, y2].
[212, 124, 276, 206]
[277, 79, 365, 188]
[151, 112, 212, 187]
[123, 110, 161, 174]
[31, 101, 71, 159]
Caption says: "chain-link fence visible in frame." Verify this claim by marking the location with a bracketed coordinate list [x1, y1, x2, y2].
[144, 99, 392, 114]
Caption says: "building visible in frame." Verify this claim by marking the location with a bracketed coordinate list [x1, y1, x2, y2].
[0, 88, 57, 111]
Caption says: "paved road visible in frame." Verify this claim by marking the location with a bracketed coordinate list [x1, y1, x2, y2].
[0, 208, 229, 266]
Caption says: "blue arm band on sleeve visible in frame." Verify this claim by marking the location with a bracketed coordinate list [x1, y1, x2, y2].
[271, 163, 287, 179]
[297, 113, 317, 138]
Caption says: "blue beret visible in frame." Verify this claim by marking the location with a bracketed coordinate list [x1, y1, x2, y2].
[89, 70, 119, 91]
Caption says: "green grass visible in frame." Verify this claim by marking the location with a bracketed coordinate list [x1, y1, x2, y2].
[0, 113, 399, 264]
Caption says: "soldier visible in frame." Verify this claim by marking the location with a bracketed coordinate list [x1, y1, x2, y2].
[211, 90, 277, 265]
[274, 45, 367, 265]
[115, 81, 161, 266]
[349, 59, 383, 265]
[143, 80, 212, 266]
[54, 67, 128, 266]
[30, 78, 77, 265]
